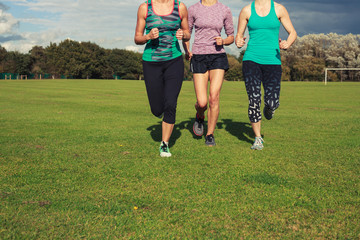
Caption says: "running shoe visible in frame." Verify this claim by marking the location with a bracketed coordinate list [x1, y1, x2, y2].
[251, 137, 264, 150]
[193, 114, 205, 136]
[205, 134, 216, 146]
[159, 141, 171, 157]
[263, 105, 275, 120]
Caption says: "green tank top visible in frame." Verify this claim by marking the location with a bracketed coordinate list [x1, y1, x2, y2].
[142, 0, 182, 62]
[243, 0, 281, 65]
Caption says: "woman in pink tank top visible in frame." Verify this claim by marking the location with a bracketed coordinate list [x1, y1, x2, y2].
[183, 0, 234, 146]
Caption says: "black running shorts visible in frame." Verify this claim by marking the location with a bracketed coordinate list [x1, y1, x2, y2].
[190, 53, 229, 74]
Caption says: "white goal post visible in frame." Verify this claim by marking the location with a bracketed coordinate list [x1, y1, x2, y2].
[324, 68, 360, 85]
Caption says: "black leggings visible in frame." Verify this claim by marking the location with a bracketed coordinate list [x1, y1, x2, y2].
[143, 56, 184, 124]
[242, 61, 282, 123]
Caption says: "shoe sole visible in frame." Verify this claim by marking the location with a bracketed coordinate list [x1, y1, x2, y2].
[250, 145, 263, 150]
[193, 123, 204, 137]
[160, 153, 172, 157]
[205, 140, 216, 146]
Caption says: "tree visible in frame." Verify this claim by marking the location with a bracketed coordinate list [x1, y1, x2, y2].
[0, 45, 7, 73]
[225, 54, 242, 81]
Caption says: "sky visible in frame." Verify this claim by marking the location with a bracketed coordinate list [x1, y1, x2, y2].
[1, 0, 360, 55]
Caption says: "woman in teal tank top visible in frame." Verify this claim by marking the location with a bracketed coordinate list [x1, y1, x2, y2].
[135, 0, 190, 157]
[235, 0, 297, 150]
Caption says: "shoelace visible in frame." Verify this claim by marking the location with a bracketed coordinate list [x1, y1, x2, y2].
[255, 137, 264, 145]
[160, 144, 169, 152]
[196, 115, 204, 124]
[196, 117, 204, 130]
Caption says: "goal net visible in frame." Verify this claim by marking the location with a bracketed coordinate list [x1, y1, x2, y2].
[324, 68, 360, 85]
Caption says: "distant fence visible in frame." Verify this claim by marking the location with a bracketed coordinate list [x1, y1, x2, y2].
[0, 73, 19, 80]
[1, 73, 123, 80]
[0, 73, 56, 80]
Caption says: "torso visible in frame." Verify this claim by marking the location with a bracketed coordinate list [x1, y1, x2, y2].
[142, 0, 182, 62]
[243, 0, 282, 65]
[188, 1, 234, 55]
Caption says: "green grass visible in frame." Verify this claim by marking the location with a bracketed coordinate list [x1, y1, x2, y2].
[0, 80, 359, 239]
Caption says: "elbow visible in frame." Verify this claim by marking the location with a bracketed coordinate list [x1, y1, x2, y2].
[134, 38, 144, 45]
[292, 30, 298, 41]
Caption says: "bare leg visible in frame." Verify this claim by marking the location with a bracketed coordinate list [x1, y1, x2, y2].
[206, 69, 225, 136]
[193, 72, 209, 117]
[251, 121, 261, 138]
[162, 121, 174, 143]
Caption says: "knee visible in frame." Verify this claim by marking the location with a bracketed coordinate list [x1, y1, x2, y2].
[163, 105, 176, 124]
[196, 99, 208, 110]
[150, 106, 163, 118]
[209, 93, 220, 108]
[265, 99, 280, 110]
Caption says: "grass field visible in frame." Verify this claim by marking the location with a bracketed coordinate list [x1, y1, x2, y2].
[0, 80, 359, 239]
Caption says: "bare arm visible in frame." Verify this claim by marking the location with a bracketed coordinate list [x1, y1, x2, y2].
[235, 5, 250, 48]
[276, 3, 297, 49]
[178, 2, 191, 41]
[134, 3, 159, 45]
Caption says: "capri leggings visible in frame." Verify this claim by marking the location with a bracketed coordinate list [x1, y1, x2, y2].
[143, 56, 184, 124]
[242, 60, 282, 123]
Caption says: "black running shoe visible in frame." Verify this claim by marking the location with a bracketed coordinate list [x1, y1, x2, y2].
[205, 134, 216, 146]
[263, 105, 275, 120]
[193, 114, 204, 136]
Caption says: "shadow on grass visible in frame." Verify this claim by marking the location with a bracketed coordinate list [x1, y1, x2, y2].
[146, 118, 200, 147]
[147, 118, 254, 146]
[244, 172, 289, 186]
[218, 119, 253, 144]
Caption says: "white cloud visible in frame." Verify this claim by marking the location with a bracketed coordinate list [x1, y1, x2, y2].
[0, 9, 19, 34]
[125, 45, 142, 52]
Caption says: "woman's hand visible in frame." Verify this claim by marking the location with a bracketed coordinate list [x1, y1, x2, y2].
[279, 38, 290, 50]
[214, 36, 224, 46]
[148, 28, 159, 40]
[235, 36, 246, 48]
[185, 51, 193, 61]
[176, 29, 184, 40]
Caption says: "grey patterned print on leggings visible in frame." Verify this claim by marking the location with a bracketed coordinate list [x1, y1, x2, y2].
[242, 61, 282, 123]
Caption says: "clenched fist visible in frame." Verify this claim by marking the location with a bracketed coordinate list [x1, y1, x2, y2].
[214, 36, 224, 46]
[148, 28, 159, 40]
[176, 29, 184, 40]
[235, 36, 246, 48]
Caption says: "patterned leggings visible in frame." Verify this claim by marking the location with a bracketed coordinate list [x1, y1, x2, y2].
[242, 61, 282, 123]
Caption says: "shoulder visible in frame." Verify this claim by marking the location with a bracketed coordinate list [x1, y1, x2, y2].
[218, 2, 232, 12]
[218, 2, 230, 9]
[240, 4, 251, 17]
[138, 2, 148, 12]
[274, 2, 287, 15]
[137, 2, 148, 16]
[188, 2, 200, 16]
[179, 2, 187, 11]
[188, 2, 200, 11]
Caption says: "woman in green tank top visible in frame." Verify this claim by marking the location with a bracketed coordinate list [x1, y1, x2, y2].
[134, 0, 190, 157]
[235, 0, 297, 150]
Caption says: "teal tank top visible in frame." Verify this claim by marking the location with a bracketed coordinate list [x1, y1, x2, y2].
[243, 0, 281, 65]
[142, 0, 182, 62]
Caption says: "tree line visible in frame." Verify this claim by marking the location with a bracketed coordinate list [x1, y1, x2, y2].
[1, 33, 359, 81]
